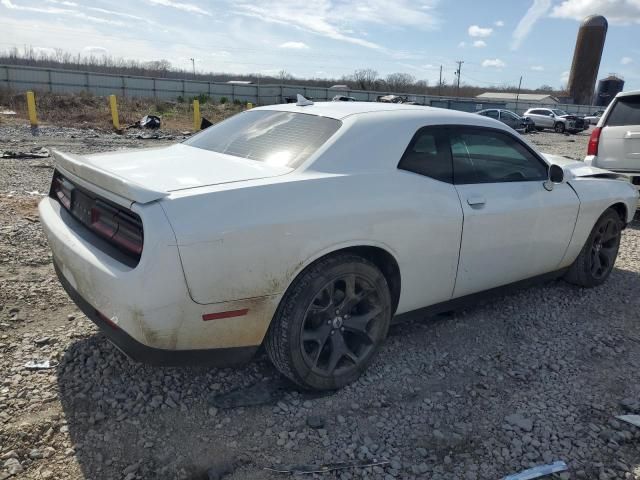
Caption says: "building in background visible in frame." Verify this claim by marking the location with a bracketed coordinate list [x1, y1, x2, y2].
[475, 93, 559, 104]
[595, 75, 625, 107]
[567, 15, 608, 105]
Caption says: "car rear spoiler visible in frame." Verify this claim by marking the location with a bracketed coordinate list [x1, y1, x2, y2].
[52, 150, 169, 204]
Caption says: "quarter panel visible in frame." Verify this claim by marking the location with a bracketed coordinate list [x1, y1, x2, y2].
[560, 178, 638, 267]
[162, 171, 464, 314]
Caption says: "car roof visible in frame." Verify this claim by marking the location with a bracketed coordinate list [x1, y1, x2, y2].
[253, 101, 483, 121]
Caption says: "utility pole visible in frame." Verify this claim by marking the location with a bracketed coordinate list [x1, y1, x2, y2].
[190, 58, 196, 79]
[515, 75, 523, 114]
[438, 65, 443, 96]
[455, 60, 464, 97]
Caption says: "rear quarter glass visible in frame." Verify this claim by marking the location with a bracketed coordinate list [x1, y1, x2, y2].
[605, 96, 640, 127]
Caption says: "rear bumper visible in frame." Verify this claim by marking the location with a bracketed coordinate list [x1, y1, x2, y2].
[54, 261, 257, 366]
[40, 195, 278, 361]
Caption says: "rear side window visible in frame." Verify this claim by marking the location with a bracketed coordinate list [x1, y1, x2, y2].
[398, 128, 452, 183]
[484, 110, 499, 119]
[184, 110, 341, 167]
[449, 128, 548, 184]
[606, 96, 640, 126]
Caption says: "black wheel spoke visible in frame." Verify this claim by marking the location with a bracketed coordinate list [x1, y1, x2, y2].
[591, 252, 602, 274]
[327, 332, 357, 374]
[343, 306, 382, 343]
[338, 275, 374, 313]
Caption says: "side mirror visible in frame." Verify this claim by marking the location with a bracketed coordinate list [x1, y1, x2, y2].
[549, 164, 564, 183]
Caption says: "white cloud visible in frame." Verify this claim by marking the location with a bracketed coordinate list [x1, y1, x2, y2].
[45, 0, 78, 6]
[279, 41, 309, 49]
[511, 0, 552, 51]
[145, 0, 211, 16]
[232, 0, 439, 52]
[621, 56, 634, 65]
[473, 40, 487, 48]
[0, 0, 128, 26]
[482, 58, 506, 68]
[551, 0, 640, 25]
[468, 25, 493, 37]
[458, 41, 466, 48]
[495, 20, 505, 27]
[83, 46, 108, 55]
[560, 71, 570, 83]
[531, 65, 545, 71]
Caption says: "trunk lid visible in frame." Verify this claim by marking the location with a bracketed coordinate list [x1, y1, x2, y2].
[53, 144, 293, 204]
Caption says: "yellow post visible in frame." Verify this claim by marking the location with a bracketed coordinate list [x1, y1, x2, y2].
[247, 102, 253, 109]
[109, 95, 120, 130]
[26, 91, 38, 127]
[193, 99, 200, 131]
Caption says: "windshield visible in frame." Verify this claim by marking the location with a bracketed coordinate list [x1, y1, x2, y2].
[552, 109, 568, 116]
[184, 110, 342, 167]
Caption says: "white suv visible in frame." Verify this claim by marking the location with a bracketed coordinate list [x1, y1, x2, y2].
[523, 107, 586, 133]
[585, 90, 640, 193]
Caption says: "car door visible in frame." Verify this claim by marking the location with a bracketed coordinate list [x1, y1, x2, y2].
[395, 126, 464, 310]
[448, 126, 580, 298]
[537, 109, 555, 128]
[499, 111, 520, 129]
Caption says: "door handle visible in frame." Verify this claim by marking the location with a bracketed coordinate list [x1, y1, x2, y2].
[624, 131, 640, 139]
[467, 196, 486, 206]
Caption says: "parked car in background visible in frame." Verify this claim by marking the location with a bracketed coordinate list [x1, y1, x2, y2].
[40, 99, 637, 391]
[477, 109, 535, 132]
[524, 108, 586, 133]
[585, 90, 640, 198]
[332, 95, 356, 102]
[584, 110, 605, 125]
[376, 94, 417, 104]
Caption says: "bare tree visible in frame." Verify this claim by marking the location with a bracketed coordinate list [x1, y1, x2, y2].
[351, 69, 379, 90]
[384, 73, 415, 92]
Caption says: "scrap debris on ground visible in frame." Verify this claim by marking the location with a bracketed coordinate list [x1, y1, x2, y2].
[1, 125, 640, 479]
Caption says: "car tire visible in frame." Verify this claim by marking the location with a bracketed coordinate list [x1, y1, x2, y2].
[265, 253, 392, 390]
[564, 208, 623, 288]
[554, 122, 565, 133]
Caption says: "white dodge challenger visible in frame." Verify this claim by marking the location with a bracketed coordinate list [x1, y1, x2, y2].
[39, 99, 638, 390]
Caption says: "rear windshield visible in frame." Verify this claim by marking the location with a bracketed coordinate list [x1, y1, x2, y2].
[606, 96, 640, 127]
[184, 110, 342, 167]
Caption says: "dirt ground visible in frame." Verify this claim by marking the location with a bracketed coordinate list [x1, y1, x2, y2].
[0, 90, 244, 132]
[1, 118, 640, 480]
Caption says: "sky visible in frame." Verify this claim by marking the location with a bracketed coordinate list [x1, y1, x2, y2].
[1, 0, 639, 90]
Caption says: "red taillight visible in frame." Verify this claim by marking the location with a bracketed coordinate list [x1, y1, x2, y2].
[90, 201, 143, 256]
[90, 201, 118, 238]
[51, 172, 144, 262]
[112, 215, 143, 255]
[52, 176, 72, 209]
[588, 127, 602, 156]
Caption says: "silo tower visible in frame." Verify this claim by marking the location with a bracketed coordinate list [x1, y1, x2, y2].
[567, 15, 608, 105]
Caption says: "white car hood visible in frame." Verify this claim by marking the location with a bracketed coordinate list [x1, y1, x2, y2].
[542, 153, 626, 180]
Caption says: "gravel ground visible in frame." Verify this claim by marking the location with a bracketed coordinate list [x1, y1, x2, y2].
[1, 124, 640, 480]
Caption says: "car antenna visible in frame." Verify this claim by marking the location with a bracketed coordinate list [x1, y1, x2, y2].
[296, 94, 314, 106]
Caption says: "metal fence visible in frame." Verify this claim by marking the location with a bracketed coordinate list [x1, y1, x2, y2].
[0, 64, 597, 116]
